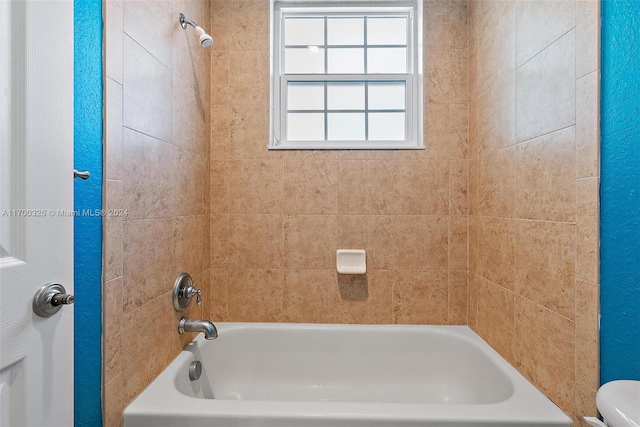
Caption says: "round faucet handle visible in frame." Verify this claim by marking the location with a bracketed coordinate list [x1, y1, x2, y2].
[184, 286, 202, 307]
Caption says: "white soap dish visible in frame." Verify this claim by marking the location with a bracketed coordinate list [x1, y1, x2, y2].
[336, 249, 366, 274]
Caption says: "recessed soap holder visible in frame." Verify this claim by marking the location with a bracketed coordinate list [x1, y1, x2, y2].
[172, 272, 202, 312]
[336, 249, 367, 274]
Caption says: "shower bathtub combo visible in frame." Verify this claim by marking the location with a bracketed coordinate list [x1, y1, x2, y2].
[124, 323, 571, 427]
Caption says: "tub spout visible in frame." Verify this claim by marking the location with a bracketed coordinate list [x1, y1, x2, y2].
[179, 317, 218, 340]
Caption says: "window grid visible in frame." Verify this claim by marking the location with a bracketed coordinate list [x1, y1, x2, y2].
[364, 17, 369, 141]
[283, 15, 409, 75]
[270, 3, 423, 150]
[323, 79, 328, 140]
[323, 16, 328, 74]
[363, 17, 368, 75]
[286, 81, 406, 142]
[364, 80, 369, 140]
[324, 17, 328, 137]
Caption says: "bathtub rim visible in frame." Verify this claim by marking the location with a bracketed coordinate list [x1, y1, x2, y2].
[124, 323, 572, 426]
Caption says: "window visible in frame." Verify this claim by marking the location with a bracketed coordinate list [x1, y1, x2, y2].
[270, 0, 423, 150]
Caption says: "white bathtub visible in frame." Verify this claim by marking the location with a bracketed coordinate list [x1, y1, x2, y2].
[124, 323, 572, 427]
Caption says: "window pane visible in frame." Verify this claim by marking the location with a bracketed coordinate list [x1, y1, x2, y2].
[327, 18, 364, 45]
[367, 17, 407, 45]
[288, 113, 325, 141]
[285, 48, 325, 74]
[368, 82, 405, 110]
[368, 112, 405, 140]
[327, 82, 365, 110]
[288, 82, 325, 110]
[367, 48, 407, 73]
[284, 18, 324, 46]
[328, 113, 365, 140]
[327, 48, 364, 73]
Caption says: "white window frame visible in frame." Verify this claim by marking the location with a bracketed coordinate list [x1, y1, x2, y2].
[269, 0, 424, 150]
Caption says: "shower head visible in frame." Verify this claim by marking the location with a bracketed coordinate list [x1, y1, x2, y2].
[195, 26, 213, 47]
[179, 13, 213, 48]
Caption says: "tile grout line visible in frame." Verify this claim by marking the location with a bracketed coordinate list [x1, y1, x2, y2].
[516, 25, 577, 71]
[574, 7, 580, 393]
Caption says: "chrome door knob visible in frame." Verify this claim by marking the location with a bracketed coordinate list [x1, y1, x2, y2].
[33, 283, 75, 317]
[73, 169, 90, 180]
[51, 293, 75, 306]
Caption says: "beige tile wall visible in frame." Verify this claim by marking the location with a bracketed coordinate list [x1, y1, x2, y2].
[208, 0, 470, 326]
[100, 0, 600, 425]
[468, 0, 600, 424]
[102, 1, 211, 426]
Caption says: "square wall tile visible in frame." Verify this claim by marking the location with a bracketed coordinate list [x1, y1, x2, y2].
[123, 35, 172, 142]
[576, 72, 600, 179]
[338, 215, 394, 270]
[123, 0, 173, 68]
[283, 269, 371, 324]
[515, 126, 576, 222]
[477, 71, 516, 155]
[477, 1, 515, 95]
[105, 0, 123, 84]
[122, 129, 178, 219]
[515, 0, 575, 67]
[284, 215, 338, 269]
[449, 216, 468, 271]
[576, 280, 599, 390]
[515, 220, 576, 320]
[477, 146, 516, 218]
[122, 295, 177, 402]
[448, 271, 468, 325]
[576, 178, 599, 283]
[284, 157, 339, 214]
[104, 180, 123, 282]
[468, 273, 478, 330]
[425, 47, 469, 104]
[576, 0, 600, 79]
[449, 160, 469, 216]
[424, 104, 469, 160]
[104, 374, 124, 427]
[228, 214, 283, 269]
[392, 216, 448, 271]
[476, 217, 516, 290]
[516, 30, 575, 143]
[228, 269, 284, 321]
[105, 78, 123, 180]
[514, 297, 575, 414]
[122, 218, 175, 313]
[174, 215, 209, 277]
[575, 380, 598, 423]
[104, 278, 122, 384]
[228, 160, 284, 214]
[393, 271, 449, 325]
[477, 277, 515, 363]
[210, 268, 229, 321]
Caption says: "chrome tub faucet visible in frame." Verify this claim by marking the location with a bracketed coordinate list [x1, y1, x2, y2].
[178, 317, 218, 340]
[172, 273, 218, 340]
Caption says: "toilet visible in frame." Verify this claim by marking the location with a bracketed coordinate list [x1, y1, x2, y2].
[584, 380, 640, 427]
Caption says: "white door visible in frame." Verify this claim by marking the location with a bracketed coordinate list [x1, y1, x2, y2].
[0, 1, 74, 426]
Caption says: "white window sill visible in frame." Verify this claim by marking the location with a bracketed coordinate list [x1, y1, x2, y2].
[269, 141, 425, 150]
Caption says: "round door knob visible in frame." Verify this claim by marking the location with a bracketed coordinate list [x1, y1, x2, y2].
[33, 283, 75, 317]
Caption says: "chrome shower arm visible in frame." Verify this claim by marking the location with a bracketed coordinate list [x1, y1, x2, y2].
[179, 13, 198, 29]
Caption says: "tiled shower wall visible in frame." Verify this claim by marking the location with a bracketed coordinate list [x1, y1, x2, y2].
[102, 1, 211, 426]
[467, 0, 600, 423]
[208, 0, 470, 325]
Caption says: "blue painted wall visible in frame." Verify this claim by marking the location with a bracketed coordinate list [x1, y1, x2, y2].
[600, 0, 640, 383]
[74, 0, 103, 425]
